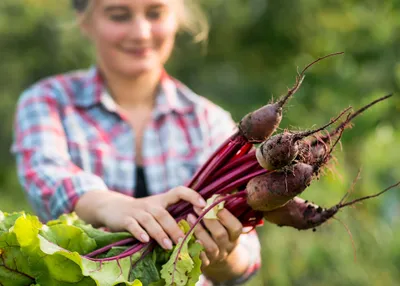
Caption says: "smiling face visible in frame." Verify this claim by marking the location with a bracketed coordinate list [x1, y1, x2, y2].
[80, 0, 179, 78]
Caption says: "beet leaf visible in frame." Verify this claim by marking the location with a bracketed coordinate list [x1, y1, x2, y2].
[160, 220, 203, 286]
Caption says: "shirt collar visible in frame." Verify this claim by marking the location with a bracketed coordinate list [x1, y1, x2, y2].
[153, 70, 195, 118]
[73, 66, 195, 117]
[72, 66, 104, 108]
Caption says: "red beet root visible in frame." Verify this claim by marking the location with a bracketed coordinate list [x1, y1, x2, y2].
[246, 163, 314, 211]
[239, 52, 344, 143]
[256, 107, 351, 170]
[263, 181, 400, 230]
[263, 197, 337, 230]
[239, 102, 286, 143]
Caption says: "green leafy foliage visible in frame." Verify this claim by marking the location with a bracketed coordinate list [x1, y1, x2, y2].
[0, 211, 202, 285]
[47, 212, 134, 250]
[160, 220, 203, 286]
[40, 224, 97, 254]
[130, 254, 161, 286]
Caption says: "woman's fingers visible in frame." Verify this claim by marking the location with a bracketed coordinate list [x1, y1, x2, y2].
[163, 186, 207, 209]
[192, 208, 231, 259]
[200, 252, 210, 268]
[194, 239, 210, 267]
[194, 207, 243, 243]
[122, 216, 150, 243]
[135, 211, 173, 250]
[187, 214, 222, 262]
[150, 207, 185, 244]
[200, 215, 230, 248]
[192, 207, 241, 257]
[213, 209, 243, 242]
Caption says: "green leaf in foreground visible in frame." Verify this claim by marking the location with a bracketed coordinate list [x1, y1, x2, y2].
[0, 212, 143, 286]
[0, 210, 24, 232]
[160, 220, 203, 286]
[0, 232, 35, 286]
[96, 246, 128, 259]
[130, 253, 161, 285]
[39, 224, 97, 254]
[36, 235, 143, 286]
[47, 212, 134, 249]
[1, 211, 206, 286]
[78, 224, 134, 249]
[187, 241, 203, 285]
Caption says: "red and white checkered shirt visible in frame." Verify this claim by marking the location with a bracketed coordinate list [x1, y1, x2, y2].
[11, 66, 261, 285]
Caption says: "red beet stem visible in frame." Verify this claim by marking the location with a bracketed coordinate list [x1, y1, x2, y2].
[213, 168, 268, 196]
[85, 238, 135, 258]
[203, 160, 260, 197]
[186, 132, 240, 187]
[86, 241, 149, 262]
[199, 144, 255, 190]
[232, 143, 254, 160]
[190, 135, 247, 191]
[171, 166, 267, 217]
[212, 150, 256, 179]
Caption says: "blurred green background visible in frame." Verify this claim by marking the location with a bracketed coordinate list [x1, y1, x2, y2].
[1, 0, 399, 285]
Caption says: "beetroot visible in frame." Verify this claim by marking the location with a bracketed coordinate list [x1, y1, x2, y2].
[256, 107, 351, 170]
[263, 181, 400, 230]
[239, 52, 344, 143]
[246, 163, 314, 211]
[65, 52, 393, 285]
[262, 197, 336, 230]
[238, 103, 285, 143]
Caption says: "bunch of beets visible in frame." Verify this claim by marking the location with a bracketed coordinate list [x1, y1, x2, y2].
[83, 52, 399, 284]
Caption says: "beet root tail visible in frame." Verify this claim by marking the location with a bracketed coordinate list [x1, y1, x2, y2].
[263, 197, 338, 230]
[312, 93, 393, 147]
[263, 180, 400, 231]
[278, 51, 344, 108]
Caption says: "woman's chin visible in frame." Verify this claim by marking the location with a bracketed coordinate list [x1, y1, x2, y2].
[119, 61, 159, 78]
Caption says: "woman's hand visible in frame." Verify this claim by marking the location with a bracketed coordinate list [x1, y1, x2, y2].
[187, 207, 244, 269]
[75, 187, 206, 250]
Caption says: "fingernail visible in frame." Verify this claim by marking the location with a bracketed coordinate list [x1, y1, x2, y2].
[198, 198, 207, 208]
[140, 233, 149, 242]
[163, 238, 173, 250]
[187, 214, 196, 224]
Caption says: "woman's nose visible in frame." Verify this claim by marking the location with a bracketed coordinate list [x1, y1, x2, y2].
[129, 16, 151, 41]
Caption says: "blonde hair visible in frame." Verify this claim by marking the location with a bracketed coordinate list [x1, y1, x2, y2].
[72, 0, 209, 43]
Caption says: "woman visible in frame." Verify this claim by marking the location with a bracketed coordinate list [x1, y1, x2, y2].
[11, 0, 261, 284]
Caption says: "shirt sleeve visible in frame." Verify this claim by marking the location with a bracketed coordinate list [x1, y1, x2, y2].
[11, 85, 109, 222]
[200, 104, 262, 285]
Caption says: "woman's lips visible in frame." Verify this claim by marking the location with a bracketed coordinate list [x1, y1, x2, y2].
[122, 47, 152, 57]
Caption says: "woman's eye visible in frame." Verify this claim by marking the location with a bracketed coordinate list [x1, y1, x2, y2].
[110, 14, 131, 22]
[147, 9, 164, 20]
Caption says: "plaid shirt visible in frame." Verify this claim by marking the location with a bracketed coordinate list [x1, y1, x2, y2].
[11, 67, 261, 285]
